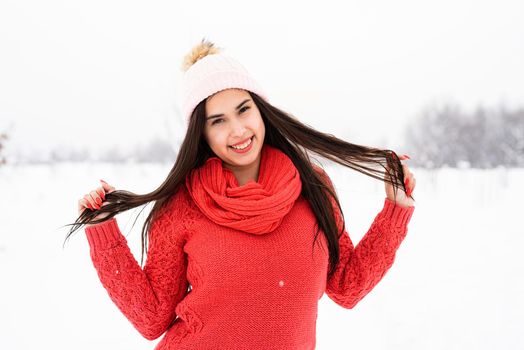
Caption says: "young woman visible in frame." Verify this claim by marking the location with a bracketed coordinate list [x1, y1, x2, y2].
[66, 39, 416, 349]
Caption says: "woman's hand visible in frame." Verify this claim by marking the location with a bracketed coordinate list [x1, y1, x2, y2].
[384, 154, 416, 208]
[77, 179, 116, 223]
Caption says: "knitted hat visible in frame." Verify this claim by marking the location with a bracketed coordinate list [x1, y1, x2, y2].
[179, 39, 270, 130]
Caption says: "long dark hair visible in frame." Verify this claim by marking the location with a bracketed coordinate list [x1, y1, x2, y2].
[63, 91, 414, 280]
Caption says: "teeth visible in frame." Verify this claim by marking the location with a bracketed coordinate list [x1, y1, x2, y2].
[231, 137, 252, 150]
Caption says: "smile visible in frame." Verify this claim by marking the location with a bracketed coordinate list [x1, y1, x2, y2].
[229, 136, 254, 153]
[229, 136, 253, 149]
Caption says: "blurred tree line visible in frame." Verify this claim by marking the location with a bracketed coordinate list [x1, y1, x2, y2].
[1, 101, 523, 168]
[403, 102, 524, 169]
[47, 137, 178, 164]
[0, 132, 7, 166]
[4, 135, 178, 164]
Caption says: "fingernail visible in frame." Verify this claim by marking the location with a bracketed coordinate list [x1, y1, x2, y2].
[402, 154, 411, 159]
[405, 178, 409, 186]
[96, 197, 102, 204]
[100, 179, 107, 184]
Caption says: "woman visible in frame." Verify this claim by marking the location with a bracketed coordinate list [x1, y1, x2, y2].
[66, 39, 416, 349]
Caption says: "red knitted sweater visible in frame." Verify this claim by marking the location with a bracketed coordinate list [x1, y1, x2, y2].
[84, 166, 415, 349]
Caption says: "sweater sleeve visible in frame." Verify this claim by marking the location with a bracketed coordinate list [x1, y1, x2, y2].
[316, 167, 415, 309]
[84, 193, 190, 340]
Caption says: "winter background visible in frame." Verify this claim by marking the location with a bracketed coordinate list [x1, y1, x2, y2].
[1, 0, 523, 349]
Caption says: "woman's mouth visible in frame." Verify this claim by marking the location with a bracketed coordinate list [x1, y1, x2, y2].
[229, 136, 254, 153]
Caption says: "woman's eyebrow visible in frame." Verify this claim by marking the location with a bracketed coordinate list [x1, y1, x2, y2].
[206, 99, 251, 120]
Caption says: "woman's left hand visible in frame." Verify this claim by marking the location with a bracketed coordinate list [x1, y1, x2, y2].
[385, 154, 416, 208]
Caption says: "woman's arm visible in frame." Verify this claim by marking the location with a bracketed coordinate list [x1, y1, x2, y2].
[84, 193, 190, 340]
[316, 168, 415, 309]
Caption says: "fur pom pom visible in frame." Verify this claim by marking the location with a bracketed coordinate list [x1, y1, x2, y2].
[181, 38, 223, 72]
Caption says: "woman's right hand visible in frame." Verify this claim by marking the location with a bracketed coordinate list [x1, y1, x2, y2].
[78, 179, 116, 224]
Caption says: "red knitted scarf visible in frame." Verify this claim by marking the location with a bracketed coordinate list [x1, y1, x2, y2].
[185, 143, 303, 234]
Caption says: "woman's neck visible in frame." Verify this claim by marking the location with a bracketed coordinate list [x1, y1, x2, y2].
[224, 154, 261, 186]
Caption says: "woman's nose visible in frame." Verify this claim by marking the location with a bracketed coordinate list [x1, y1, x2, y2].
[230, 119, 246, 136]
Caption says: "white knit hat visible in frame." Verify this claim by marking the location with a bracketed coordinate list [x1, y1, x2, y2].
[180, 39, 269, 130]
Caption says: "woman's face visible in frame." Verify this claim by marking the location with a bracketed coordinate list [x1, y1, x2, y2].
[203, 88, 265, 170]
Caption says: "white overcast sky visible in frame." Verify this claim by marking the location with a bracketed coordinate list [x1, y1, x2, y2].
[0, 0, 523, 158]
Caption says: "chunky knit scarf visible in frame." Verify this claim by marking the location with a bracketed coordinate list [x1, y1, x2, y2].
[185, 143, 303, 235]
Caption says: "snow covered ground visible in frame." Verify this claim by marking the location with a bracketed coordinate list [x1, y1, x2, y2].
[0, 163, 522, 349]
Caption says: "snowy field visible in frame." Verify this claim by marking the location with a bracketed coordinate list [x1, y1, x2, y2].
[0, 163, 522, 349]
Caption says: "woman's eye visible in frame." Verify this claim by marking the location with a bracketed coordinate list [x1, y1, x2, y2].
[211, 107, 249, 126]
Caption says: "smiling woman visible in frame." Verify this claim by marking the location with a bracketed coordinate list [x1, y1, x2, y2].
[202, 89, 266, 186]
[66, 38, 416, 350]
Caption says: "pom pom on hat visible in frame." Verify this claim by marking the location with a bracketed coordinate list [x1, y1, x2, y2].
[181, 38, 223, 72]
[179, 38, 269, 130]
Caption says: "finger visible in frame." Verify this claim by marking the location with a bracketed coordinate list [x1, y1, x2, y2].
[90, 192, 102, 209]
[402, 164, 411, 177]
[403, 171, 413, 186]
[100, 181, 116, 193]
[85, 195, 97, 210]
[96, 187, 106, 200]
[406, 177, 416, 195]
[100, 179, 115, 191]
[78, 198, 89, 212]
[85, 193, 99, 210]
[80, 198, 93, 210]
[90, 190, 103, 206]
[82, 197, 93, 210]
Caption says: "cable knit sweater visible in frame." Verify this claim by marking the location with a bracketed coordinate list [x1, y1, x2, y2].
[84, 168, 415, 349]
